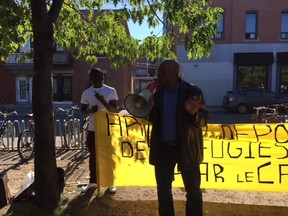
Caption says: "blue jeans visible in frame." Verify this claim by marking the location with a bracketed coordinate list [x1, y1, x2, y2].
[155, 144, 203, 216]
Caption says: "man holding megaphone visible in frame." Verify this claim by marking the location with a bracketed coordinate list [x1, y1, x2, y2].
[146, 60, 209, 216]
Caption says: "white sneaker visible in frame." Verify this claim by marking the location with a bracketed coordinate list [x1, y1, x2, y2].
[81, 183, 97, 193]
[108, 186, 117, 193]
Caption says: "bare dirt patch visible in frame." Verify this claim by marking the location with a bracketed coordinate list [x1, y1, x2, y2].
[0, 149, 288, 216]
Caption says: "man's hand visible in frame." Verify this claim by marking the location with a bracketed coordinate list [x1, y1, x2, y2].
[91, 105, 98, 113]
[95, 93, 105, 103]
[185, 95, 202, 115]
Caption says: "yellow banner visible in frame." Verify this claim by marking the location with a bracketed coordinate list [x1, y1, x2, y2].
[95, 112, 288, 192]
[203, 123, 288, 143]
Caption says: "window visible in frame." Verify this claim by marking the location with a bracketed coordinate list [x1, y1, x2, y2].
[133, 61, 157, 77]
[215, 12, 224, 39]
[102, 69, 107, 84]
[280, 66, 288, 94]
[133, 78, 157, 94]
[245, 12, 258, 40]
[237, 66, 267, 89]
[56, 43, 64, 52]
[52, 74, 72, 101]
[20, 40, 31, 52]
[280, 11, 288, 40]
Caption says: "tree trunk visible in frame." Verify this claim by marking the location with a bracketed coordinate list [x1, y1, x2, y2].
[31, 0, 60, 209]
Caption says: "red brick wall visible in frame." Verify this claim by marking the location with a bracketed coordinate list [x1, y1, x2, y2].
[211, 0, 288, 44]
[173, 0, 288, 45]
[72, 59, 132, 107]
[0, 62, 15, 105]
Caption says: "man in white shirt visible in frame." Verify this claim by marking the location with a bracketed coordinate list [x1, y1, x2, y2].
[80, 68, 119, 193]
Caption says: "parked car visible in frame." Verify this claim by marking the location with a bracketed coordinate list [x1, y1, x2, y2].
[222, 89, 287, 114]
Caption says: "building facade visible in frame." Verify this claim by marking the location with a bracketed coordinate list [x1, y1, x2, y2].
[175, 0, 288, 106]
[0, 11, 132, 111]
[1, 48, 131, 111]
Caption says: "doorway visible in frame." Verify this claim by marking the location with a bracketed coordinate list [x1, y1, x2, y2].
[16, 76, 32, 103]
[53, 74, 72, 102]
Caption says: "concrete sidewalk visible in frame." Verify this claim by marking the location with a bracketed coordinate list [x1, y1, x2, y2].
[0, 136, 86, 165]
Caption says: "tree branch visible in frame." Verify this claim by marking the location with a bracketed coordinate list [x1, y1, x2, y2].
[62, 2, 97, 27]
[145, 0, 175, 36]
[48, 0, 64, 23]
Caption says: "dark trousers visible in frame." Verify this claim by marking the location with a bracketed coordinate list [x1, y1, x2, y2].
[155, 145, 203, 216]
[86, 131, 97, 183]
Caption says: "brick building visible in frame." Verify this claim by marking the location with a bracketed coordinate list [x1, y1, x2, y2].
[0, 11, 132, 111]
[174, 0, 288, 106]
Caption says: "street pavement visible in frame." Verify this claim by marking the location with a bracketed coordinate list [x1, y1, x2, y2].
[207, 107, 251, 124]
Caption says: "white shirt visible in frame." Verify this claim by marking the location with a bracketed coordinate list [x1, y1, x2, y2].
[80, 84, 118, 131]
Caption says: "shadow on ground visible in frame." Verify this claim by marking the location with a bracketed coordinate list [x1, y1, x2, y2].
[3, 190, 288, 216]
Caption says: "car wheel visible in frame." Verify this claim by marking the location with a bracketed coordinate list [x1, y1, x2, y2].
[237, 104, 248, 114]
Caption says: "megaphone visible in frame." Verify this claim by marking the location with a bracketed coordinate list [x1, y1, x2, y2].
[124, 82, 159, 118]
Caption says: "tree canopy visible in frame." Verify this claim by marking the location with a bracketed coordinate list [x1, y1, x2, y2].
[1, 0, 222, 66]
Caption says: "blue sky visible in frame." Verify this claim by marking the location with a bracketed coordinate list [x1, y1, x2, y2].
[127, 20, 163, 40]
[103, 3, 163, 40]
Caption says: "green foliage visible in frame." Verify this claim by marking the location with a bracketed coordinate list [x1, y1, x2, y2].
[163, 0, 223, 59]
[0, 0, 32, 61]
[0, 0, 222, 66]
[139, 34, 176, 61]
